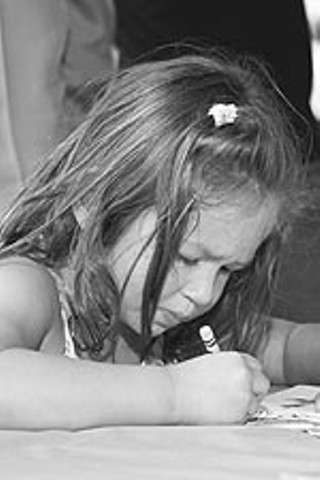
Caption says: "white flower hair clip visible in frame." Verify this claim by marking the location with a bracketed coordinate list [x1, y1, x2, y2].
[208, 103, 238, 127]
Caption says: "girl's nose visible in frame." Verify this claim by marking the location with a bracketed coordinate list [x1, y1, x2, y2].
[184, 266, 227, 308]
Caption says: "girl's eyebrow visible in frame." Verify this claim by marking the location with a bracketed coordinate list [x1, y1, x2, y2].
[182, 242, 255, 267]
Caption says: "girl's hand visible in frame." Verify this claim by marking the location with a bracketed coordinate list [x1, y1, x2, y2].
[167, 351, 270, 425]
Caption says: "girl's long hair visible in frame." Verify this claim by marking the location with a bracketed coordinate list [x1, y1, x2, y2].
[0, 47, 308, 360]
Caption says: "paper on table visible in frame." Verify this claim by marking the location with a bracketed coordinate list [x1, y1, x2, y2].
[247, 385, 320, 436]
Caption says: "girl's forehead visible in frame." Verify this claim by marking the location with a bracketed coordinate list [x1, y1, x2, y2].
[184, 198, 279, 261]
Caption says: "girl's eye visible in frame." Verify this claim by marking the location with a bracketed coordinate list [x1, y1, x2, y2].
[225, 264, 249, 278]
[176, 253, 200, 267]
[220, 266, 231, 275]
[220, 265, 246, 277]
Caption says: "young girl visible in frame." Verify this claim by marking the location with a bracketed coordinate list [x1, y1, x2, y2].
[0, 48, 318, 430]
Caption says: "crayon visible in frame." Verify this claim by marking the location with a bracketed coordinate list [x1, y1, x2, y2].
[199, 325, 220, 353]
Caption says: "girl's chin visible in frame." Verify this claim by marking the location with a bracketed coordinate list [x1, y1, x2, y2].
[151, 324, 167, 337]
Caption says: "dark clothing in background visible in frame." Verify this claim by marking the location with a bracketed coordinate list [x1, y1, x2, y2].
[116, 0, 313, 142]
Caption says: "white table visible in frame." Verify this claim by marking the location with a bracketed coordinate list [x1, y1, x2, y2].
[0, 424, 319, 479]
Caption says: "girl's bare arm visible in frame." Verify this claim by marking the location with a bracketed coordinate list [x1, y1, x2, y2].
[0, 348, 269, 429]
[0, 348, 176, 429]
[259, 316, 320, 385]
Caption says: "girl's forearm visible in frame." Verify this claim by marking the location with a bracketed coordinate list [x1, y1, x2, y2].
[283, 323, 320, 385]
[0, 349, 175, 430]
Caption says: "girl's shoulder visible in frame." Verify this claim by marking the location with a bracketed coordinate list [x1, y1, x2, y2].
[0, 255, 57, 293]
[0, 256, 62, 350]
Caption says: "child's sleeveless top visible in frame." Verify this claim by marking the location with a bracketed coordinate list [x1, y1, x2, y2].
[49, 268, 78, 359]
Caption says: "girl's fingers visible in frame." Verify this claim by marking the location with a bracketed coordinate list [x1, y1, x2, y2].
[241, 353, 263, 371]
[252, 371, 270, 399]
[247, 395, 260, 417]
[315, 393, 320, 412]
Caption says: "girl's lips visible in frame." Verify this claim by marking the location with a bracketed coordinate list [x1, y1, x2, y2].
[151, 311, 181, 334]
[151, 308, 198, 336]
[157, 307, 195, 327]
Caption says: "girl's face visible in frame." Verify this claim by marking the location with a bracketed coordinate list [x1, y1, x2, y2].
[108, 197, 279, 337]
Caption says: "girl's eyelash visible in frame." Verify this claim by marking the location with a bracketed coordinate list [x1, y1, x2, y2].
[220, 265, 231, 274]
[228, 264, 250, 274]
[221, 264, 247, 275]
[177, 253, 199, 266]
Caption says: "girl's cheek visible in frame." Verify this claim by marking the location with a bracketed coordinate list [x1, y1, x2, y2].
[159, 266, 188, 299]
[213, 273, 230, 303]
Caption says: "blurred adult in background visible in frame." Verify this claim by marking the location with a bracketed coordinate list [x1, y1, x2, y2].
[0, 0, 118, 181]
[304, 0, 320, 121]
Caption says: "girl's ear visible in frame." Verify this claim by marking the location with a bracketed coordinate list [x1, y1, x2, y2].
[73, 204, 89, 229]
